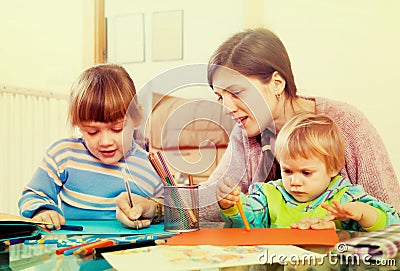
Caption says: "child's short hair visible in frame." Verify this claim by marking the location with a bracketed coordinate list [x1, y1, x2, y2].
[275, 112, 345, 175]
[68, 64, 142, 127]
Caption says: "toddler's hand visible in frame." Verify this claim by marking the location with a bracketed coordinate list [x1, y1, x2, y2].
[321, 200, 363, 221]
[290, 215, 336, 230]
[216, 177, 241, 210]
[32, 209, 65, 230]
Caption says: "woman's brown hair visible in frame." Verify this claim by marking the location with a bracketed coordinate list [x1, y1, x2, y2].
[208, 28, 297, 102]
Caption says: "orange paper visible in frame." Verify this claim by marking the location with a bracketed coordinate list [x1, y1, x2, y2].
[167, 228, 339, 247]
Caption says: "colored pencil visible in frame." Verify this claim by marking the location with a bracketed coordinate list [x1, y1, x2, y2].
[148, 152, 198, 226]
[73, 240, 116, 256]
[187, 174, 198, 226]
[59, 224, 83, 231]
[148, 153, 169, 185]
[93, 239, 160, 255]
[236, 201, 250, 231]
[156, 151, 176, 185]
[188, 174, 194, 186]
[55, 241, 99, 255]
[121, 167, 134, 208]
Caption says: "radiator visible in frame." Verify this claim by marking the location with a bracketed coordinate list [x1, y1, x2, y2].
[0, 85, 69, 215]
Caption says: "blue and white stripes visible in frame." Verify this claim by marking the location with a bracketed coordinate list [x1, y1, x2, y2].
[19, 138, 163, 220]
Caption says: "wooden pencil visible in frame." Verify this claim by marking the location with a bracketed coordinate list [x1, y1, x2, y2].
[236, 201, 250, 231]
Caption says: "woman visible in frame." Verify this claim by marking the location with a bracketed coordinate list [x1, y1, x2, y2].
[199, 27, 399, 222]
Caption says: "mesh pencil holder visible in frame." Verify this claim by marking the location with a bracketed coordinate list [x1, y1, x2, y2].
[164, 185, 200, 232]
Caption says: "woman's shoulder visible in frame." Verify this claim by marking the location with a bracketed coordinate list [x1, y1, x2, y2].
[315, 97, 364, 117]
[314, 97, 371, 129]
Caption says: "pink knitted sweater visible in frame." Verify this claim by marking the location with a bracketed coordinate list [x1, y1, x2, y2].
[199, 97, 400, 221]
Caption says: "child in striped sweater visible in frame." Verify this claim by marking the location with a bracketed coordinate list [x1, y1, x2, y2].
[19, 64, 163, 230]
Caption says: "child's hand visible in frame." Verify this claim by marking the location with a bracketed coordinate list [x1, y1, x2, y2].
[32, 209, 65, 230]
[321, 200, 363, 221]
[216, 177, 241, 210]
[115, 192, 156, 229]
[322, 200, 379, 229]
[290, 215, 336, 230]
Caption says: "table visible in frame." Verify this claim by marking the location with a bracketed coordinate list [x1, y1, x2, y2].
[1, 223, 399, 271]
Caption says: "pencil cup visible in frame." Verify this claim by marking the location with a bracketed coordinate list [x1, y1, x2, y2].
[164, 185, 199, 232]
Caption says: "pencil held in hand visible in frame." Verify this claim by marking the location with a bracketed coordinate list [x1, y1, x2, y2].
[122, 167, 134, 208]
[236, 202, 250, 231]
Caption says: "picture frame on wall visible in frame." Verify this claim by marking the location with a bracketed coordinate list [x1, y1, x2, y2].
[152, 10, 183, 61]
[111, 13, 145, 63]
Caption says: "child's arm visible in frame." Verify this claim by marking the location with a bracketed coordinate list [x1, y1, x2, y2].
[217, 181, 270, 228]
[18, 151, 64, 219]
[216, 178, 241, 209]
[321, 200, 379, 229]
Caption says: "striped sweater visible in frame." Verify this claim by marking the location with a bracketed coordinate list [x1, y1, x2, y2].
[18, 138, 163, 220]
[200, 97, 400, 221]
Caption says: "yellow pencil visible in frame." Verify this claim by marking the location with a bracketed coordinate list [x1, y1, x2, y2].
[236, 201, 250, 231]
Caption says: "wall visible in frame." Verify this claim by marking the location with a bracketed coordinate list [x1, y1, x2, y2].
[0, 1, 84, 93]
[263, 0, 400, 178]
[105, 0, 246, 98]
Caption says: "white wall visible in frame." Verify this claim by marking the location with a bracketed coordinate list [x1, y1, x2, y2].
[263, 0, 400, 178]
[106, 0, 246, 98]
[0, 0, 84, 93]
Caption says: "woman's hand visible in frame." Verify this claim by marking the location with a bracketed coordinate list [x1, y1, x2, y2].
[32, 209, 65, 230]
[115, 192, 159, 229]
[216, 177, 241, 210]
[290, 215, 336, 230]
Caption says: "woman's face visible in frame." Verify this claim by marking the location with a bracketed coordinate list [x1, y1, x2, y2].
[211, 67, 276, 137]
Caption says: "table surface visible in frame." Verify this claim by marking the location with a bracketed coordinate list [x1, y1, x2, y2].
[1, 223, 399, 271]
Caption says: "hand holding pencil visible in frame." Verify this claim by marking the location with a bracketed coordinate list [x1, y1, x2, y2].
[115, 192, 160, 229]
[216, 177, 250, 231]
[32, 209, 66, 230]
[216, 177, 241, 210]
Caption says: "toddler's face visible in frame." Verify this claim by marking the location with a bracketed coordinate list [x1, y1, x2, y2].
[280, 155, 336, 202]
[79, 118, 135, 165]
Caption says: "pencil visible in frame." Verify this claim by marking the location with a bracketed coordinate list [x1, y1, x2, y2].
[122, 167, 133, 208]
[236, 201, 250, 231]
[93, 239, 159, 255]
[156, 151, 176, 185]
[148, 153, 169, 185]
[187, 174, 198, 226]
[55, 241, 99, 255]
[188, 174, 194, 186]
[73, 240, 116, 255]
[59, 224, 83, 231]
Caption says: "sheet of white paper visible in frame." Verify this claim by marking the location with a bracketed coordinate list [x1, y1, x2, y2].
[102, 245, 325, 271]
